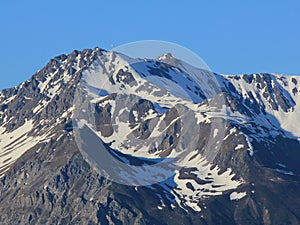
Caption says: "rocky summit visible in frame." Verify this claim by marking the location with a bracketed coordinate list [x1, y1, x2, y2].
[0, 47, 300, 225]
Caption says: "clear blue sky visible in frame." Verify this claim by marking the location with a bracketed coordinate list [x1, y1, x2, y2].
[0, 0, 299, 90]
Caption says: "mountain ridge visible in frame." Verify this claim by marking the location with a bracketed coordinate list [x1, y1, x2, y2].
[0, 47, 300, 225]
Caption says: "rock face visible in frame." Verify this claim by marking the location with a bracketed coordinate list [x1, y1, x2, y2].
[0, 47, 300, 225]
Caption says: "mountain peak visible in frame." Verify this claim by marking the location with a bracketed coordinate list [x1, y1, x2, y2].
[156, 52, 179, 65]
[155, 52, 178, 62]
[157, 52, 176, 60]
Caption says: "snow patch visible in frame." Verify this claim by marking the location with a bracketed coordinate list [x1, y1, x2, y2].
[230, 191, 247, 201]
[235, 144, 244, 150]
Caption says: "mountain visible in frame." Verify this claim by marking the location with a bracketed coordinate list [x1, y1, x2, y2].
[0, 47, 300, 225]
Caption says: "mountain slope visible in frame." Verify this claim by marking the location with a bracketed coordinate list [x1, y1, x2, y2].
[0, 47, 300, 225]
